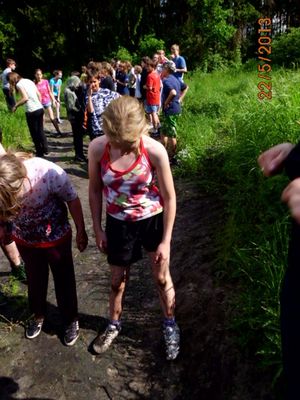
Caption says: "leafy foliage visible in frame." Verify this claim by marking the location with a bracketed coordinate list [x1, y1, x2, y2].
[0, 17, 18, 60]
[138, 34, 165, 58]
[2, 0, 299, 74]
[272, 28, 300, 68]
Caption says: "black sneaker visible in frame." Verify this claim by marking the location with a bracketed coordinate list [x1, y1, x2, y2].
[74, 155, 88, 163]
[11, 261, 27, 283]
[64, 320, 79, 346]
[26, 319, 43, 339]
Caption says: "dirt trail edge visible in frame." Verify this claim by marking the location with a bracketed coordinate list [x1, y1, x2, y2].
[0, 120, 274, 400]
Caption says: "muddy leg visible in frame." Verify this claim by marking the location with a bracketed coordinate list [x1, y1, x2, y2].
[109, 266, 130, 321]
[149, 253, 175, 318]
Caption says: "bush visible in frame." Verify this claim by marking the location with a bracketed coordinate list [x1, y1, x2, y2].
[138, 34, 165, 58]
[272, 28, 300, 68]
[113, 46, 133, 63]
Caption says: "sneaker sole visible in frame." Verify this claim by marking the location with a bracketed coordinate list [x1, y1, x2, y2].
[25, 328, 42, 339]
[64, 333, 79, 347]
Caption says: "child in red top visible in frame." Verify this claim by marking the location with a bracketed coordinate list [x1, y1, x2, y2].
[145, 60, 161, 134]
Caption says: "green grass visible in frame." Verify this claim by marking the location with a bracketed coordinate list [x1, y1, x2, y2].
[0, 90, 32, 149]
[177, 66, 300, 385]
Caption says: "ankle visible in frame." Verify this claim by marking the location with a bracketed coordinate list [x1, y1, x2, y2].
[109, 319, 121, 329]
[163, 317, 176, 327]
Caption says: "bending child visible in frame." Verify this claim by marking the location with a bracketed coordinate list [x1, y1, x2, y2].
[88, 96, 179, 360]
[0, 152, 88, 346]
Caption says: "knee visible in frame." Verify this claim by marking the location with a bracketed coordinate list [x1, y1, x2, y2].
[111, 277, 127, 294]
[154, 273, 167, 290]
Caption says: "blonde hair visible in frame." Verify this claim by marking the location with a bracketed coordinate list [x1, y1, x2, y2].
[0, 153, 27, 221]
[102, 97, 149, 147]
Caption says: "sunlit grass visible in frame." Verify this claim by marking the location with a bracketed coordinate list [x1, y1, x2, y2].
[178, 66, 300, 382]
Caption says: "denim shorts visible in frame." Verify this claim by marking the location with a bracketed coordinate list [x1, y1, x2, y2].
[43, 102, 52, 109]
[106, 212, 163, 267]
[145, 104, 159, 114]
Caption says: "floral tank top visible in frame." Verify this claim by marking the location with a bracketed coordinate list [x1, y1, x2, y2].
[100, 137, 163, 221]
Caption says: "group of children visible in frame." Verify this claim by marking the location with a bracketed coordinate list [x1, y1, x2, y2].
[1, 43, 188, 166]
[76, 45, 188, 164]
[0, 92, 180, 361]
[0, 45, 189, 361]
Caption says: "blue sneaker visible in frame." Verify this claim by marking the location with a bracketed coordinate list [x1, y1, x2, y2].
[64, 320, 79, 346]
[163, 323, 180, 360]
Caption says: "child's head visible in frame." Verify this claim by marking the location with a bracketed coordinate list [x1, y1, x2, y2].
[34, 68, 43, 81]
[118, 62, 128, 73]
[134, 65, 142, 75]
[102, 97, 149, 150]
[53, 70, 63, 79]
[7, 72, 21, 92]
[146, 59, 155, 72]
[87, 68, 100, 91]
[101, 62, 114, 77]
[152, 53, 159, 66]
[0, 153, 27, 222]
[6, 58, 16, 69]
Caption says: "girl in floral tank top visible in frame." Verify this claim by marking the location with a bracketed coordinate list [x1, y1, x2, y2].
[89, 96, 180, 361]
[100, 135, 163, 221]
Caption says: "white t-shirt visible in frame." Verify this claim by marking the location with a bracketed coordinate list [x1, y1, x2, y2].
[16, 78, 43, 113]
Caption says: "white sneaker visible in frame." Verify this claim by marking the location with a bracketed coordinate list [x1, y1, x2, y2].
[92, 324, 120, 354]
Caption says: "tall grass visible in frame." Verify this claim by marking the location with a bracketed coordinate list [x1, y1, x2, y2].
[0, 90, 32, 149]
[178, 66, 300, 381]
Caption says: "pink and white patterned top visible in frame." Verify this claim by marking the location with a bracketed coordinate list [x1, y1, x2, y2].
[100, 138, 163, 221]
[12, 157, 77, 247]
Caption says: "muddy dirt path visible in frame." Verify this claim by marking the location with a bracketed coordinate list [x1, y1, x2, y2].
[0, 119, 275, 400]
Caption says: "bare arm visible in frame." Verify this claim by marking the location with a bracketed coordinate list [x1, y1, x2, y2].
[176, 67, 187, 73]
[179, 85, 189, 103]
[35, 86, 41, 102]
[164, 89, 176, 110]
[47, 82, 56, 104]
[67, 197, 88, 252]
[12, 86, 28, 111]
[88, 137, 107, 252]
[57, 82, 61, 101]
[87, 86, 94, 113]
[147, 137, 176, 262]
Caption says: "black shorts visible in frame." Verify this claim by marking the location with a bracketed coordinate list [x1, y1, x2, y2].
[106, 212, 163, 267]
